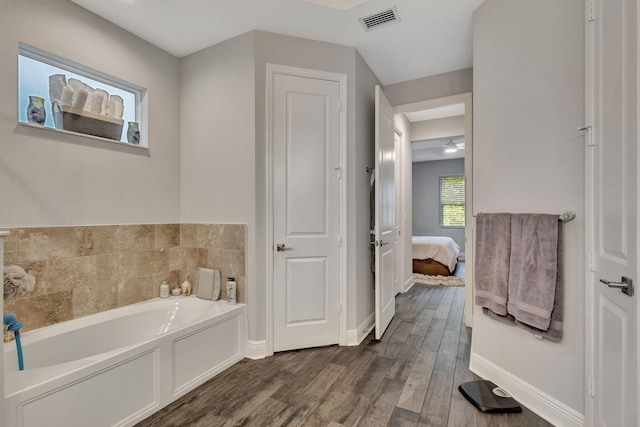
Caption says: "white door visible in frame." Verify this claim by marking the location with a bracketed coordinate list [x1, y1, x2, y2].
[272, 72, 341, 352]
[375, 85, 397, 339]
[393, 130, 402, 295]
[587, 0, 638, 424]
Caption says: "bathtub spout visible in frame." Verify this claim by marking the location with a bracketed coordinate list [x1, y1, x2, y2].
[4, 313, 24, 370]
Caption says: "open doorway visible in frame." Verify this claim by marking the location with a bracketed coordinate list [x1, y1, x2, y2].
[393, 92, 473, 326]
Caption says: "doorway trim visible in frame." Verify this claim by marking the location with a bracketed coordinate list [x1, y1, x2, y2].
[265, 63, 348, 356]
[393, 91, 474, 326]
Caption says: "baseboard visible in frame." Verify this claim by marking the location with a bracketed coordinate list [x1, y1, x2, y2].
[402, 276, 414, 293]
[245, 340, 267, 360]
[345, 312, 375, 346]
[469, 353, 584, 427]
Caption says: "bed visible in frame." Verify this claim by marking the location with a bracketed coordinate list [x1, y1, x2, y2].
[412, 236, 461, 276]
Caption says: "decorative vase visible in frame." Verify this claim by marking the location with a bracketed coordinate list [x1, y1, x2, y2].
[26, 96, 46, 125]
[127, 121, 140, 145]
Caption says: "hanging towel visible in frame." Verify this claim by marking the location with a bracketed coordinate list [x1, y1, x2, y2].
[507, 214, 559, 331]
[474, 213, 512, 316]
[514, 220, 564, 342]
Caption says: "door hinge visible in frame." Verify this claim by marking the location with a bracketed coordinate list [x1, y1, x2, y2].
[587, 376, 595, 397]
[587, 1, 595, 21]
[338, 303, 342, 315]
[578, 125, 594, 146]
[337, 235, 342, 247]
[338, 101, 343, 112]
[588, 252, 595, 272]
[334, 166, 342, 179]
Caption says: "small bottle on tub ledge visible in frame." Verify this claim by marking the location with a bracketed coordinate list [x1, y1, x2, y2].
[226, 277, 237, 305]
[160, 281, 170, 298]
[171, 285, 182, 296]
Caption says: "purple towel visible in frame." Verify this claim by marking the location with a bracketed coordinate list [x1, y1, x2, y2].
[474, 213, 511, 316]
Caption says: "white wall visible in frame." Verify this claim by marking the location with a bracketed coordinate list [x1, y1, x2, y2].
[472, 0, 585, 421]
[411, 116, 465, 142]
[384, 68, 473, 107]
[181, 31, 379, 344]
[0, 0, 181, 227]
[179, 32, 257, 338]
[412, 159, 466, 251]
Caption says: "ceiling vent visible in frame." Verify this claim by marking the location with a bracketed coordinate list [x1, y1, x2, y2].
[359, 7, 400, 32]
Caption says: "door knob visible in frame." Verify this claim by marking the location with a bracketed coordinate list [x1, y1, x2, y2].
[276, 243, 290, 252]
[599, 276, 634, 297]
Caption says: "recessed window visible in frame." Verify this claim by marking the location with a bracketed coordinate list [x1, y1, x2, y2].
[18, 43, 146, 146]
[440, 175, 465, 228]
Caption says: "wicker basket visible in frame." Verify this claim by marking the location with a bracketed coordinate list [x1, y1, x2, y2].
[52, 102, 123, 141]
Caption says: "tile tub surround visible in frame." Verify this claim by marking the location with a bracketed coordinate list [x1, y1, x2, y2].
[2, 223, 246, 330]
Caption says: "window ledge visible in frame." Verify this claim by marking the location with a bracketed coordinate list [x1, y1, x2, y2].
[18, 122, 149, 151]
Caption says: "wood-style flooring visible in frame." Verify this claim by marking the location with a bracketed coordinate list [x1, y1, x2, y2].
[136, 284, 554, 427]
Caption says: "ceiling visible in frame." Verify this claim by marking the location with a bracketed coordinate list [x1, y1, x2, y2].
[412, 136, 465, 163]
[69, 0, 485, 85]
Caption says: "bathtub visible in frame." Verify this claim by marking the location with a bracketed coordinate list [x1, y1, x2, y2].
[4, 296, 246, 427]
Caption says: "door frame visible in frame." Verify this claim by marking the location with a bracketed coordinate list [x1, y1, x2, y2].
[393, 91, 474, 326]
[265, 63, 348, 356]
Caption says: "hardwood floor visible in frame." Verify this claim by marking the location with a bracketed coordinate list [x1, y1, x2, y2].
[136, 285, 554, 427]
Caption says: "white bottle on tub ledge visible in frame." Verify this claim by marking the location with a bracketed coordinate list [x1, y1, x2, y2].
[226, 277, 237, 305]
[160, 281, 170, 298]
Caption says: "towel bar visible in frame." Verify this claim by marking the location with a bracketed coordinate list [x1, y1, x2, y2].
[472, 211, 576, 223]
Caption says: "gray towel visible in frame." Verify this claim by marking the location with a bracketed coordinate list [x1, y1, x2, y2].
[474, 213, 511, 316]
[515, 220, 564, 342]
[507, 214, 559, 331]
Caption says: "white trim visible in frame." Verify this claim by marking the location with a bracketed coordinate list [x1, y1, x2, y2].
[265, 63, 348, 354]
[470, 353, 585, 427]
[345, 312, 375, 346]
[402, 276, 414, 293]
[245, 340, 268, 360]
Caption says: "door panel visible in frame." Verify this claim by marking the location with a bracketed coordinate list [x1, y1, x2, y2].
[588, 0, 638, 424]
[273, 73, 341, 352]
[375, 85, 397, 339]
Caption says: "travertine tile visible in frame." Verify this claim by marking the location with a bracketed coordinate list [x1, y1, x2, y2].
[180, 223, 199, 247]
[96, 252, 139, 281]
[236, 276, 246, 304]
[77, 225, 154, 256]
[16, 291, 73, 330]
[38, 256, 99, 296]
[168, 247, 181, 271]
[198, 248, 208, 267]
[117, 275, 157, 307]
[208, 249, 245, 278]
[18, 227, 77, 262]
[134, 249, 170, 276]
[2, 228, 19, 265]
[155, 224, 180, 248]
[181, 247, 199, 271]
[72, 281, 117, 318]
[204, 224, 246, 251]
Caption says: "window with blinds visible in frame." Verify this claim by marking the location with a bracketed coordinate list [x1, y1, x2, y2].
[440, 175, 465, 227]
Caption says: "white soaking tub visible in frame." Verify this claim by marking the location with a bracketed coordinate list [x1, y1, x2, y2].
[4, 296, 246, 427]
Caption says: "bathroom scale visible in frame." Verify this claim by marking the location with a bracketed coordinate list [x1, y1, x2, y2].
[458, 380, 522, 413]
